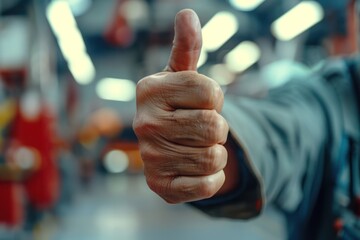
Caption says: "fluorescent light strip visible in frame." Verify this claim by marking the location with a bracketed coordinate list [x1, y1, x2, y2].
[96, 78, 136, 102]
[46, 0, 76, 36]
[229, 0, 265, 11]
[58, 30, 86, 61]
[225, 41, 261, 72]
[271, 1, 324, 41]
[68, 55, 96, 85]
[202, 11, 238, 52]
[46, 0, 95, 84]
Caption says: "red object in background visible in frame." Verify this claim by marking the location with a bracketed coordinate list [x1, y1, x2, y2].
[333, 218, 344, 235]
[0, 182, 23, 227]
[11, 103, 60, 210]
[104, 0, 133, 47]
[0, 69, 25, 227]
[328, 0, 359, 56]
[0, 68, 27, 88]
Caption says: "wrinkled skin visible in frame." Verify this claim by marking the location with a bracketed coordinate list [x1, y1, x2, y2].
[133, 9, 231, 203]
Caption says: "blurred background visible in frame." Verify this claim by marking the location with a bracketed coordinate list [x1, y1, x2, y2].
[0, 0, 358, 239]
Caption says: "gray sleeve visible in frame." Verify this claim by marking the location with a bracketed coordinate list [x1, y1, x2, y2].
[197, 59, 358, 219]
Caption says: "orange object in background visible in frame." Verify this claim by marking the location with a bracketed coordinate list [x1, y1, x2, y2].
[78, 107, 123, 146]
[328, 0, 359, 56]
[89, 108, 123, 138]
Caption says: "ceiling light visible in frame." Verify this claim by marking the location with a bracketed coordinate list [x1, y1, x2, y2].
[46, 0, 96, 84]
[271, 1, 324, 41]
[96, 78, 136, 102]
[225, 41, 261, 72]
[229, 0, 265, 11]
[58, 30, 86, 61]
[46, 0, 76, 36]
[202, 11, 238, 52]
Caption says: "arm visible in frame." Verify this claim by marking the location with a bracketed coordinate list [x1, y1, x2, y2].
[192, 58, 359, 218]
[133, 9, 358, 219]
[133, 9, 268, 211]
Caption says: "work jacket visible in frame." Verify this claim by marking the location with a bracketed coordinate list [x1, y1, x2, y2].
[191, 57, 360, 239]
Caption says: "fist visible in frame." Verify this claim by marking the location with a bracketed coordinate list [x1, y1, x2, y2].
[133, 9, 229, 203]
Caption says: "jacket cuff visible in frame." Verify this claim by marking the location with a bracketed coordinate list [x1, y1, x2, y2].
[189, 99, 265, 219]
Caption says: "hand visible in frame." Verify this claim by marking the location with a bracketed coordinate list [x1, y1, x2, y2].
[133, 9, 229, 203]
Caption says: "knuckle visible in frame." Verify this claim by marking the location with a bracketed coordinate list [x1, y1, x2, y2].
[199, 111, 227, 144]
[209, 113, 222, 134]
[199, 81, 217, 108]
[183, 151, 200, 167]
[136, 77, 150, 98]
[199, 158, 215, 174]
[132, 116, 142, 135]
[213, 83, 224, 105]
[201, 146, 226, 174]
[214, 145, 228, 169]
[145, 174, 168, 197]
[133, 116, 146, 137]
[175, 179, 196, 198]
[138, 143, 157, 163]
[201, 150, 219, 174]
[133, 114, 158, 138]
[179, 73, 222, 109]
[136, 75, 162, 103]
[199, 76, 224, 109]
[198, 177, 217, 199]
[218, 116, 229, 144]
[145, 174, 158, 193]
[145, 169, 183, 204]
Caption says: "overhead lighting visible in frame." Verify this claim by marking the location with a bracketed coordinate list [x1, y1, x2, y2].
[58, 30, 86, 61]
[68, 55, 96, 85]
[96, 78, 136, 102]
[271, 1, 324, 41]
[202, 11, 238, 52]
[229, 0, 265, 11]
[46, 0, 77, 36]
[224, 41, 261, 72]
[46, 0, 95, 84]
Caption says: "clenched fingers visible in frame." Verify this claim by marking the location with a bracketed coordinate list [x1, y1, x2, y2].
[136, 71, 224, 112]
[141, 143, 227, 176]
[145, 170, 225, 203]
[134, 109, 229, 147]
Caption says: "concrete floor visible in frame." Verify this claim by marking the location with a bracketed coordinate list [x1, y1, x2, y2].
[49, 174, 286, 240]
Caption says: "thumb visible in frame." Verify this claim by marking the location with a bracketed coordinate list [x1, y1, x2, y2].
[165, 9, 202, 72]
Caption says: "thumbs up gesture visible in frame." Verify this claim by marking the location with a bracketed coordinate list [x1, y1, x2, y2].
[133, 9, 229, 203]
